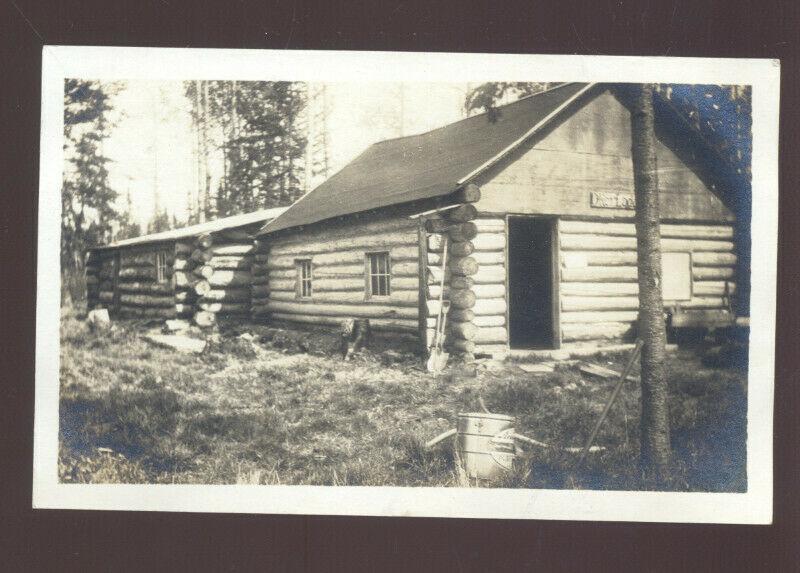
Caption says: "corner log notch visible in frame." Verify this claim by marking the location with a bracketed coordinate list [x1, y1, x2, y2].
[421, 184, 481, 361]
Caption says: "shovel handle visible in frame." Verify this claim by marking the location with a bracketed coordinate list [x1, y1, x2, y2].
[425, 428, 457, 449]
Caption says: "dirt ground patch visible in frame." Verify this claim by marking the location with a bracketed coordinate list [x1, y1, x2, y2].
[58, 305, 747, 491]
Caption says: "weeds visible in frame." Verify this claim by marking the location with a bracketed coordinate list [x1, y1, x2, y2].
[58, 303, 748, 490]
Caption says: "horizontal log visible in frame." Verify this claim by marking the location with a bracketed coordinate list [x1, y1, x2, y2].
[561, 310, 639, 324]
[692, 281, 736, 296]
[449, 256, 478, 276]
[473, 315, 506, 327]
[270, 229, 417, 257]
[201, 288, 250, 302]
[99, 292, 114, 303]
[450, 289, 477, 310]
[425, 218, 453, 234]
[561, 251, 638, 267]
[252, 264, 268, 276]
[119, 294, 175, 308]
[470, 251, 505, 265]
[472, 265, 506, 284]
[253, 253, 269, 263]
[672, 296, 728, 309]
[473, 326, 508, 344]
[174, 291, 196, 303]
[691, 252, 737, 267]
[313, 276, 418, 293]
[561, 266, 639, 283]
[472, 284, 505, 298]
[450, 322, 478, 341]
[174, 303, 194, 316]
[472, 233, 505, 251]
[473, 298, 507, 316]
[450, 241, 475, 257]
[453, 183, 481, 204]
[173, 258, 193, 271]
[559, 220, 734, 240]
[119, 267, 158, 280]
[175, 243, 193, 256]
[194, 311, 216, 327]
[448, 308, 475, 323]
[85, 275, 99, 286]
[251, 274, 269, 285]
[270, 216, 416, 248]
[251, 285, 270, 299]
[209, 255, 254, 270]
[447, 339, 476, 353]
[427, 233, 445, 253]
[269, 313, 419, 334]
[120, 252, 172, 267]
[198, 302, 250, 313]
[444, 204, 478, 223]
[195, 234, 213, 249]
[208, 270, 252, 287]
[560, 282, 639, 297]
[119, 306, 176, 319]
[118, 281, 173, 295]
[471, 343, 508, 356]
[561, 322, 632, 342]
[265, 300, 418, 320]
[191, 249, 213, 264]
[560, 234, 735, 252]
[562, 296, 640, 312]
[270, 289, 419, 306]
[193, 265, 214, 279]
[267, 245, 418, 269]
[474, 218, 505, 232]
[448, 222, 478, 242]
[693, 267, 735, 280]
[212, 243, 254, 256]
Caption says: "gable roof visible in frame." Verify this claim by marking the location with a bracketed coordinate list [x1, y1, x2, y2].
[93, 206, 288, 251]
[258, 82, 594, 235]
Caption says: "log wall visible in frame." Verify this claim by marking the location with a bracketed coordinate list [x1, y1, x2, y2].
[558, 219, 736, 344]
[114, 243, 177, 319]
[255, 214, 422, 338]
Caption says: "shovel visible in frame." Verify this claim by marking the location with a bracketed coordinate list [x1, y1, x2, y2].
[428, 301, 451, 375]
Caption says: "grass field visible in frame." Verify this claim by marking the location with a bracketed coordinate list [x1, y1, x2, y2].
[59, 303, 748, 491]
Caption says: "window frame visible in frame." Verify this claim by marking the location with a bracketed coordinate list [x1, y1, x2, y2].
[365, 251, 391, 299]
[296, 259, 313, 299]
[155, 250, 169, 284]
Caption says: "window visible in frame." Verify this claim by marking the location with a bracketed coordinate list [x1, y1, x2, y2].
[661, 252, 692, 301]
[155, 251, 169, 283]
[366, 252, 391, 297]
[296, 259, 313, 298]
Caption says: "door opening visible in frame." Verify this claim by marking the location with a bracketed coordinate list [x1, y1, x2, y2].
[508, 216, 558, 349]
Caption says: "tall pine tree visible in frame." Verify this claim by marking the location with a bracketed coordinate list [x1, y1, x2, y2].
[62, 79, 121, 270]
[185, 80, 307, 218]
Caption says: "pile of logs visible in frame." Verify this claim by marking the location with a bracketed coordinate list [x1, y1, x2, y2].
[423, 183, 482, 361]
[174, 231, 255, 327]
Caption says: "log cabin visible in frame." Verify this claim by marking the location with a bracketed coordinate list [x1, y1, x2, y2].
[253, 83, 749, 359]
[85, 207, 287, 327]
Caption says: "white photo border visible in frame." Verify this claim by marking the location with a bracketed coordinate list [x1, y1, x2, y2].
[34, 46, 780, 523]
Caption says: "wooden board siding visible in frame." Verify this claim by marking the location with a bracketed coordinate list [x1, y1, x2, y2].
[559, 219, 736, 344]
[473, 90, 734, 223]
[259, 214, 421, 335]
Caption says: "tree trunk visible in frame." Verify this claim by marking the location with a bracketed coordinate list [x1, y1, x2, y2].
[631, 84, 671, 481]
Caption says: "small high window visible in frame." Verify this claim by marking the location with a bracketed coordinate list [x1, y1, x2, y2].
[155, 251, 169, 283]
[366, 252, 391, 298]
[296, 259, 313, 298]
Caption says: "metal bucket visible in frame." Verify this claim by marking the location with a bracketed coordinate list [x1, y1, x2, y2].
[456, 412, 516, 482]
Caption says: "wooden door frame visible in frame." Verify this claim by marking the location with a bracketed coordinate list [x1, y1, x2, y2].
[505, 214, 561, 350]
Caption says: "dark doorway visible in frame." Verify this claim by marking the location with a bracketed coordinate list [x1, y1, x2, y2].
[508, 216, 557, 349]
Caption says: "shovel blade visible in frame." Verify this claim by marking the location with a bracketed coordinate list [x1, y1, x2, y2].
[427, 350, 450, 373]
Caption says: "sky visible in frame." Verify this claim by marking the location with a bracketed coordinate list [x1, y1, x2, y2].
[102, 80, 475, 228]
